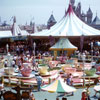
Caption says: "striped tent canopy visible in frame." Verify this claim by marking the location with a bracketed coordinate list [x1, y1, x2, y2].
[31, 3, 100, 37]
[49, 38, 77, 50]
[41, 77, 76, 93]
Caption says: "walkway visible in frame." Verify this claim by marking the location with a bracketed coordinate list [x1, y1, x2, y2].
[33, 87, 100, 100]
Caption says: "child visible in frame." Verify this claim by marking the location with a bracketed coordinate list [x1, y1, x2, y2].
[29, 90, 35, 100]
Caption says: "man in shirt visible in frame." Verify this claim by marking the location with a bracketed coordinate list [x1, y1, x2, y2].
[36, 75, 43, 91]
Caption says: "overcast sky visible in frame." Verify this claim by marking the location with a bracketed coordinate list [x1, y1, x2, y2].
[0, 0, 100, 25]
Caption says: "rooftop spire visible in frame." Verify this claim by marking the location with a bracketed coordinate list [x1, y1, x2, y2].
[70, 0, 75, 6]
[69, 0, 71, 4]
[65, 8, 66, 15]
[0, 16, 1, 23]
[65, 1, 73, 16]
[52, 11, 53, 15]
[87, 6, 92, 14]
[13, 16, 16, 23]
[96, 11, 97, 16]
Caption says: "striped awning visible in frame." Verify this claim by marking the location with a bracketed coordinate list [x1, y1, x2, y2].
[41, 77, 76, 93]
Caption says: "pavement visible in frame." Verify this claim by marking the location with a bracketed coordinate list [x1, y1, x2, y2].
[3, 84, 100, 100]
[33, 87, 100, 100]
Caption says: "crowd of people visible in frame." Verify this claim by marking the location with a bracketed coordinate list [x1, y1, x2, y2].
[1, 41, 100, 100]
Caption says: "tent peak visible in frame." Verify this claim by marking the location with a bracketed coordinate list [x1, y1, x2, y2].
[65, 3, 73, 16]
[13, 16, 16, 23]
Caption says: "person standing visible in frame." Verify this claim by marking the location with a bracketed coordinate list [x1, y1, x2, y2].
[86, 86, 91, 100]
[70, 80, 74, 96]
[66, 73, 74, 96]
[66, 73, 73, 85]
[11, 59, 16, 67]
[94, 78, 99, 85]
[29, 90, 35, 100]
[36, 75, 43, 91]
[94, 78, 99, 97]
[66, 74, 71, 85]
[81, 89, 87, 100]
[4, 60, 8, 67]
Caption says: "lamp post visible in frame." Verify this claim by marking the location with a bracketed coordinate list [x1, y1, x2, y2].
[6, 44, 11, 86]
[82, 53, 86, 87]
[33, 42, 36, 58]
[90, 41, 93, 61]
[6, 44, 11, 67]
[6, 44, 9, 54]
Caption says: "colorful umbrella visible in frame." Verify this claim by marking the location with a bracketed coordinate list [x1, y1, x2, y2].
[41, 77, 76, 93]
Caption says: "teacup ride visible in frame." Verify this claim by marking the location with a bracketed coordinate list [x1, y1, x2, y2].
[20, 66, 32, 77]
[38, 67, 50, 77]
[61, 64, 72, 71]
[4, 67, 14, 75]
[38, 64, 48, 67]
[49, 61, 59, 69]
[60, 64, 72, 74]
[3, 67, 15, 86]
[84, 68, 96, 76]
[3, 66, 35, 87]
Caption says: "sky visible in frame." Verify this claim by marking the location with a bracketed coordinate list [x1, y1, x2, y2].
[0, 0, 100, 25]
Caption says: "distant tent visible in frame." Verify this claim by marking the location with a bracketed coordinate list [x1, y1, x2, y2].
[12, 16, 29, 37]
[49, 38, 77, 57]
[0, 16, 29, 39]
[92, 15, 100, 25]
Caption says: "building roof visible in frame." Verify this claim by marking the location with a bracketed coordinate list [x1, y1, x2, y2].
[31, 4, 100, 37]
[0, 31, 12, 38]
[50, 38, 77, 50]
[92, 15, 100, 25]
[47, 14, 56, 23]
[87, 7, 92, 14]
